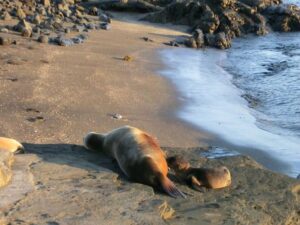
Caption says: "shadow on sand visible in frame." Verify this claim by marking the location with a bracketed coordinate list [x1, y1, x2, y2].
[22, 143, 125, 178]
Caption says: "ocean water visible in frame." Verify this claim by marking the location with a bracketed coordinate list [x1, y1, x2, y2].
[159, 0, 300, 177]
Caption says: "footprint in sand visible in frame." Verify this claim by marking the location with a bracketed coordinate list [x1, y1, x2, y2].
[25, 108, 40, 113]
[6, 57, 27, 65]
[26, 116, 45, 122]
[25, 108, 44, 122]
[2, 77, 18, 82]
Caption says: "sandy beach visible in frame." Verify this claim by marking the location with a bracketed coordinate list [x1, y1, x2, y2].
[0, 13, 209, 147]
[1, 11, 300, 225]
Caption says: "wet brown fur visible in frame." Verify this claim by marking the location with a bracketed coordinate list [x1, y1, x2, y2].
[84, 126, 185, 198]
[167, 155, 231, 190]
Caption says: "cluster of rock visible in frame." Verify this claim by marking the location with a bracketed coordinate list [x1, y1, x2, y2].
[0, 0, 111, 46]
[144, 0, 300, 49]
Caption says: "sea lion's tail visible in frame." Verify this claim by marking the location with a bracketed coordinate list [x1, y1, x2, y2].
[160, 176, 186, 198]
[14, 144, 25, 154]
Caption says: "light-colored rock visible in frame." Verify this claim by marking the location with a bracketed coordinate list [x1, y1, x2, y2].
[0, 154, 36, 210]
[15, 19, 32, 37]
[16, 8, 26, 20]
[0, 145, 299, 224]
[38, 35, 49, 43]
[2, 11, 12, 21]
[42, 0, 51, 7]
[0, 150, 14, 188]
[0, 28, 9, 33]
[0, 36, 12, 46]
[33, 14, 42, 25]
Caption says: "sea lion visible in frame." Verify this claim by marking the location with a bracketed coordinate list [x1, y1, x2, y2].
[84, 126, 185, 198]
[0, 137, 25, 154]
[167, 155, 231, 191]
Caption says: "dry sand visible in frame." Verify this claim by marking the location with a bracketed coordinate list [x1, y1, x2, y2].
[1, 13, 210, 147]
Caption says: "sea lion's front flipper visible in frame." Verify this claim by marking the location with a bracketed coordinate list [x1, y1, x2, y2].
[189, 176, 205, 192]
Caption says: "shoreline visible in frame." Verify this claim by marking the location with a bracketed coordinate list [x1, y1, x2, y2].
[156, 46, 296, 177]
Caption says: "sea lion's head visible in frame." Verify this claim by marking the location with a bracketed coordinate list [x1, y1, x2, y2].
[219, 166, 231, 186]
[208, 166, 232, 188]
[167, 155, 191, 172]
[83, 132, 105, 151]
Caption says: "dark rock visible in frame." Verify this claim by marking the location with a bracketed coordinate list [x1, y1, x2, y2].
[73, 24, 85, 32]
[99, 13, 111, 23]
[0, 36, 12, 46]
[86, 23, 96, 30]
[205, 32, 231, 49]
[89, 6, 98, 16]
[51, 36, 74, 46]
[239, 0, 281, 9]
[185, 37, 197, 48]
[165, 41, 180, 47]
[193, 29, 205, 48]
[14, 19, 32, 37]
[109, 113, 123, 120]
[100, 0, 162, 13]
[33, 26, 41, 34]
[144, 0, 300, 49]
[100, 23, 111, 30]
[78, 33, 88, 40]
[264, 4, 300, 32]
[64, 28, 71, 33]
[142, 37, 154, 42]
[72, 36, 84, 44]
[38, 35, 49, 44]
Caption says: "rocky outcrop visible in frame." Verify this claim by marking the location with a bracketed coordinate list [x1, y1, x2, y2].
[0, 150, 14, 188]
[263, 4, 300, 32]
[99, 0, 164, 13]
[0, 145, 299, 224]
[0, 0, 111, 45]
[144, 0, 300, 49]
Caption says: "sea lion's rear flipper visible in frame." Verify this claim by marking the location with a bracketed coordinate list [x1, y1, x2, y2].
[14, 146, 25, 154]
[160, 176, 186, 198]
[189, 175, 205, 192]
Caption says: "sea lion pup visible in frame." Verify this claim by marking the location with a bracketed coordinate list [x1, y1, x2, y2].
[84, 126, 186, 198]
[0, 137, 25, 154]
[167, 155, 231, 191]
